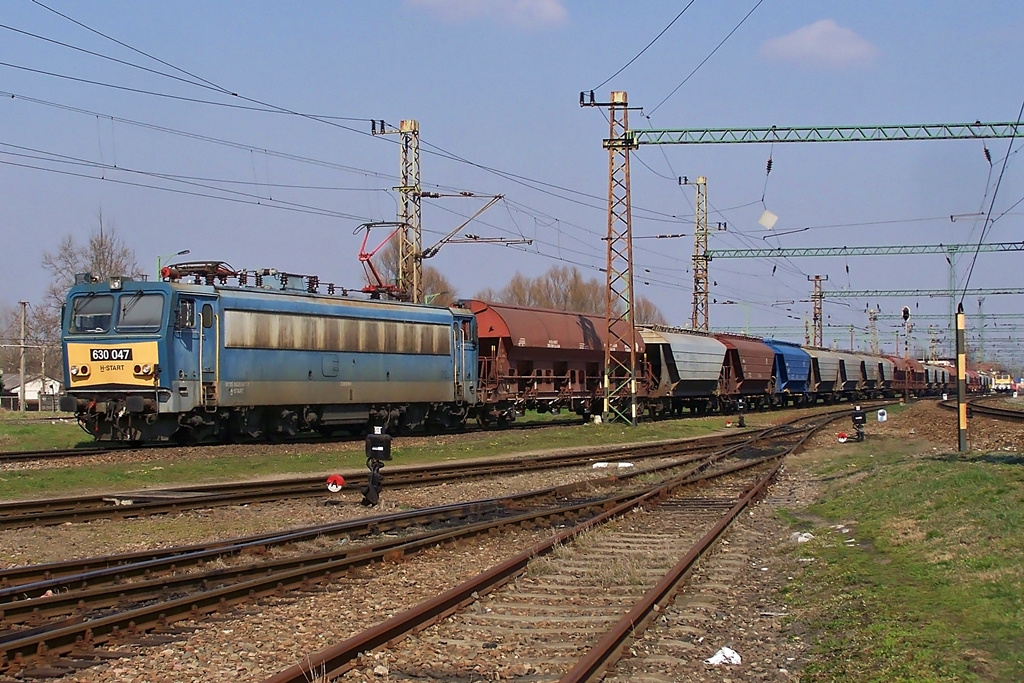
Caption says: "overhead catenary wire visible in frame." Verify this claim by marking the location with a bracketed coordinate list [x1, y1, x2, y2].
[589, 1, 697, 92]
[11, 5, 694, 230]
[959, 95, 1024, 304]
[648, 0, 766, 116]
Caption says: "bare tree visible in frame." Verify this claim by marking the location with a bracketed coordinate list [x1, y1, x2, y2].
[633, 296, 667, 326]
[38, 210, 143, 340]
[365, 240, 458, 307]
[474, 265, 666, 324]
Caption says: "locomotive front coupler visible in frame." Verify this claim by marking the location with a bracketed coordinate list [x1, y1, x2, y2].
[361, 425, 392, 506]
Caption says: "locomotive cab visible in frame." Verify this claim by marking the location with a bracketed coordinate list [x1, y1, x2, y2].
[61, 274, 183, 440]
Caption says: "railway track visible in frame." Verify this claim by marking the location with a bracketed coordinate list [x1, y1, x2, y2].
[0, 398, 875, 464]
[264, 417, 824, 682]
[0, 412, 842, 678]
[0, 428, 777, 531]
[939, 395, 1024, 422]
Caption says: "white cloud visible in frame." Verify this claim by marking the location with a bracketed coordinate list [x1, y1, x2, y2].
[761, 19, 878, 68]
[407, 0, 568, 29]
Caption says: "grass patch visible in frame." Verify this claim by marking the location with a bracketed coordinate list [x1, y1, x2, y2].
[781, 440, 1024, 681]
[0, 415, 723, 501]
[0, 416, 92, 451]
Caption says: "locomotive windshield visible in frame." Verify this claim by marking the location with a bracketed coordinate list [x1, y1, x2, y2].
[116, 292, 165, 332]
[69, 294, 114, 334]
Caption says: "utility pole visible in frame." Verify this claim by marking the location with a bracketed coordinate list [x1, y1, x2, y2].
[18, 301, 27, 413]
[977, 297, 986, 364]
[867, 308, 879, 354]
[947, 248, 956, 356]
[808, 275, 827, 346]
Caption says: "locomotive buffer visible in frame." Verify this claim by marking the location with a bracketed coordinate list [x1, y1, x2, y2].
[362, 426, 392, 506]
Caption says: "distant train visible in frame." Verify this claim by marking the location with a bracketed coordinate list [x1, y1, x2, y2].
[59, 262, 988, 442]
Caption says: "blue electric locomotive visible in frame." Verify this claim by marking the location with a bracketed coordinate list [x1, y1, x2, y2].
[60, 262, 478, 442]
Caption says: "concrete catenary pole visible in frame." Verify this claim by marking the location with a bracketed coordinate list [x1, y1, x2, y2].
[956, 303, 968, 452]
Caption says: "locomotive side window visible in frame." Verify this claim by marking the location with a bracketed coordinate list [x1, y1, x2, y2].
[201, 304, 214, 329]
[69, 294, 114, 334]
[116, 293, 165, 332]
[175, 299, 196, 329]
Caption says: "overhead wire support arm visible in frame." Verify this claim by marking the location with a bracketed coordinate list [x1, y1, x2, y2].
[628, 122, 1024, 146]
[419, 194, 504, 260]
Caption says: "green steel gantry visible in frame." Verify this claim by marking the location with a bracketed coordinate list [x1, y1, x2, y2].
[629, 122, 1024, 146]
[706, 242, 1024, 259]
[823, 288, 1024, 298]
[632, 122, 1024, 336]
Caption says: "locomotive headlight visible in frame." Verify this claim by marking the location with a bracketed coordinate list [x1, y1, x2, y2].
[70, 365, 79, 376]
[142, 363, 153, 375]
[79, 365, 90, 377]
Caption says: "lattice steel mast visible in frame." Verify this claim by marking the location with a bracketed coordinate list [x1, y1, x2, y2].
[690, 177, 708, 330]
[582, 91, 639, 425]
[372, 119, 424, 302]
[397, 120, 423, 303]
[808, 275, 827, 347]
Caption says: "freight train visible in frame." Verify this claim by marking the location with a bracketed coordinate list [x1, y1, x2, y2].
[59, 262, 987, 443]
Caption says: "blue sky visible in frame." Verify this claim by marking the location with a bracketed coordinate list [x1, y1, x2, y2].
[2, 1, 1022, 360]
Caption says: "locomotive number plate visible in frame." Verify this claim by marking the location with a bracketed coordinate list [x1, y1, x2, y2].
[90, 348, 133, 361]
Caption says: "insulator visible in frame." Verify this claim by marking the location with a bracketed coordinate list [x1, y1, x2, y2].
[238, 271, 248, 286]
[307, 276, 319, 293]
[589, 90, 595, 104]
[256, 273, 263, 287]
[579, 91, 585, 106]
[281, 274, 289, 288]
[984, 146, 992, 164]
[766, 157, 773, 175]
[371, 119, 377, 134]
[328, 283, 335, 295]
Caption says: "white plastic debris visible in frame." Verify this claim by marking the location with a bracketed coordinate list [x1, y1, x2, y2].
[592, 462, 634, 469]
[789, 532, 814, 544]
[705, 646, 742, 666]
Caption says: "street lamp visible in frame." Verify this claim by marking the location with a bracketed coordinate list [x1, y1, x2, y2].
[157, 249, 190, 279]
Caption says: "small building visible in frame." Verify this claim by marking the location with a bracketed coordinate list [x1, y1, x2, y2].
[1, 374, 63, 411]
